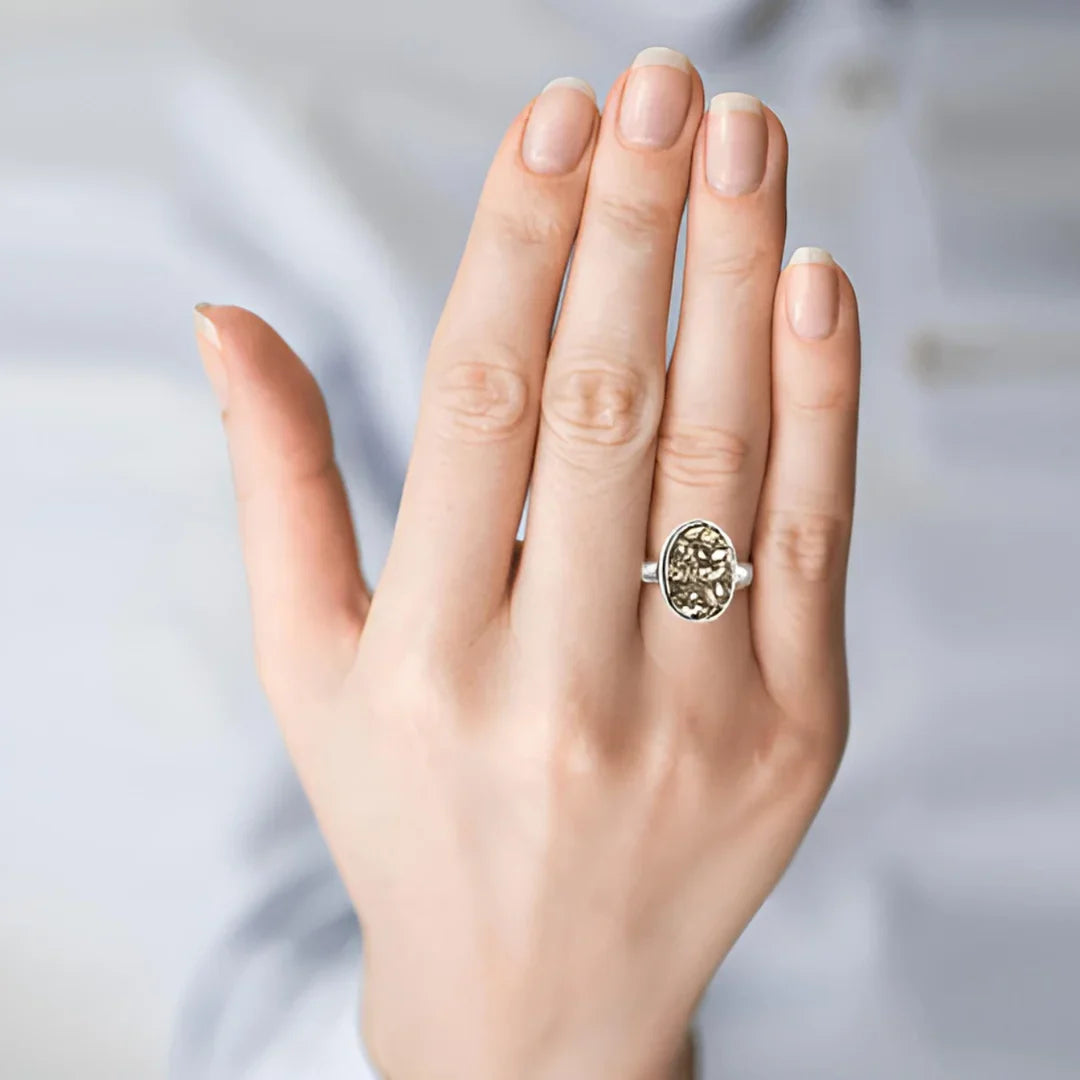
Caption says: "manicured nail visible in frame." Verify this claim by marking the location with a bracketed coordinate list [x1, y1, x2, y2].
[522, 77, 597, 175]
[618, 46, 693, 150]
[193, 304, 228, 407]
[706, 92, 767, 196]
[785, 248, 839, 340]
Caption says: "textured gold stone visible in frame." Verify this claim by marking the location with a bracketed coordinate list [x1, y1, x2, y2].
[661, 521, 735, 621]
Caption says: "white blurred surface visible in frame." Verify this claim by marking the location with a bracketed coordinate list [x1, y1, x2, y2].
[2, 2, 1079, 1078]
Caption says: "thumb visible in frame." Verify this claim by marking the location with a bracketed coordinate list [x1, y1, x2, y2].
[194, 304, 369, 709]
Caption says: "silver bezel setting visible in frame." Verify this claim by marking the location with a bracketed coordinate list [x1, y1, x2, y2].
[657, 518, 739, 623]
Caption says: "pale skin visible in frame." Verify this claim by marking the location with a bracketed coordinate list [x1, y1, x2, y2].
[194, 46, 860, 1080]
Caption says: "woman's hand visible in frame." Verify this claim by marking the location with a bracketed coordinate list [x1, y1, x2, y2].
[194, 46, 859, 1080]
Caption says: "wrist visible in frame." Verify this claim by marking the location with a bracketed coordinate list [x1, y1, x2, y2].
[362, 1013, 695, 1080]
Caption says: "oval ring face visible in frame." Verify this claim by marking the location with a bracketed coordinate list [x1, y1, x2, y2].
[659, 519, 737, 621]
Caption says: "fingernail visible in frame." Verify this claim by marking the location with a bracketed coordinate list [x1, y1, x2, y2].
[522, 77, 597, 175]
[706, 92, 767, 196]
[618, 46, 692, 150]
[785, 248, 839, 340]
[193, 304, 229, 407]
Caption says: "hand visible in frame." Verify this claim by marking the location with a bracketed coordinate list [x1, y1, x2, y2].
[194, 46, 860, 1080]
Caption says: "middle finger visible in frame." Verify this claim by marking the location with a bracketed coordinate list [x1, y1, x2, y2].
[516, 47, 703, 653]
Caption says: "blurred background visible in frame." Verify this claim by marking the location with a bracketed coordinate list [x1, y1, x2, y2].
[2, 0, 1078, 1077]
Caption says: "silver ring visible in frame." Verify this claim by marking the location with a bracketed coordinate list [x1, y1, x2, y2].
[642, 519, 752, 622]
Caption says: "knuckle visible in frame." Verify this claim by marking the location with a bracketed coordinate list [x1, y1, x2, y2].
[545, 678, 625, 778]
[363, 627, 470, 719]
[754, 714, 846, 797]
[431, 354, 531, 442]
[592, 190, 681, 244]
[541, 357, 659, 456]
[788, 372, 858, 415]
[480, 197, 573, 250]
[233, 452, 338, 508]
[758, 510, 849, 584]
[655, 420, 753, 487]
[697, 239, 776, 284]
